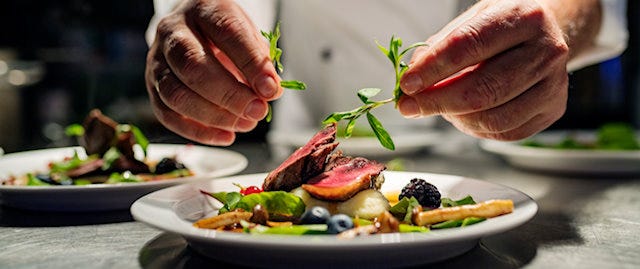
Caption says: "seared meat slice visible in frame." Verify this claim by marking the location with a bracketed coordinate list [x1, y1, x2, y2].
[78, 109, 150, 174]
[302, 157, 386, 201]
[80, 109, 117, 156]
[65, 158, 105, 178]
[263, 123, 338, 192]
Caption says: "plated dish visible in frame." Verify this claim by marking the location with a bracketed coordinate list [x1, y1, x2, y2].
[480, 130, 640, 175]
[131, 171, 537, 268]
[0, 144, 247, 211]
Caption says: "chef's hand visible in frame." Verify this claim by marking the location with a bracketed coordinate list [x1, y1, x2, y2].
[398, 0, 600, 141]
[145, 0, 282, 146]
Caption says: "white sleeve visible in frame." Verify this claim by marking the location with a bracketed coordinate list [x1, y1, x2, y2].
[567, 0, 628, 71]
[145, 0, 277, 46]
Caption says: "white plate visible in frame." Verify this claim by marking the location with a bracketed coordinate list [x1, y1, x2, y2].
[479, 130, 640, 175]
[131, 171, 537, 268]
[267, 128, 442, 157]
[0, 144, 247, 211]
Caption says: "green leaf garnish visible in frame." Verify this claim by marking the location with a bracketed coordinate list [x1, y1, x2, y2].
[49, 150, 84, 173]
[236, 191, 306, 221]
[323, 36, 427, 150]
[64, 124, 85, 137]
[101, 147, 121, 170]
[441, 195, 477, 207]
[261, 22, 307, 122]
[280, 80, 307, 90]
[366, 112, 395, 150]
[105, 171, 143, 184]
[357, 88, 382, 104]
[26, 174, 50, 186]
[202, 190, 305, 221]
[261, 22, 283, 73]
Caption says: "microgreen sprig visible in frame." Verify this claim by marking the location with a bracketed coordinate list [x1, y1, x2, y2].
[323, 36, 427, 150]
[261, 22, 307, 122]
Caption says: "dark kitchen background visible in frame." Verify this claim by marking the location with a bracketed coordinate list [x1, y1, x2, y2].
[0, 1, 638, 153]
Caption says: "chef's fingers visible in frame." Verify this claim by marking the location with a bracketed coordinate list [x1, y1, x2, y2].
[155, 14, 269, 121]
[145, 61, 237, 146]
[442, 71, 568, 141]
[189, 0, 282, 100]
[400, 0, 546, 94]
[397, 32, 567, 116]
[154, 68, 259, 133]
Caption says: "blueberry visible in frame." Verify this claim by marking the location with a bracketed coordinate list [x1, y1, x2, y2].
[299, 206, 331, 224]
[326, 214, 354, 234]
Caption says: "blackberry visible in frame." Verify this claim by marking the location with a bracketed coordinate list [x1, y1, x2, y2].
[154, 157, 186, 174]
[399, 178, 441, 209]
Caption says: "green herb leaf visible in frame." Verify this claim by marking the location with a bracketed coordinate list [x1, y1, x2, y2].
[357, 88, 382, 104]
[261, 22, 283, 73]
[431, 219, 464, 229]
[27, 174, 50, 186]
[265, 103, 273, 123]
[399, 224, 430, 233]
[105, 171, 142, 184]
[203, 191, 243, 214]
[236, 191, 306, 221]
[280, 80, 307, 90]
[441, 195, 477, 207]
[129, 125, 149, 156]
[49, 150, 84, 173]
[261, 21, 307, 123]
[389, 196, 421, 221]
[101, 147, 121, 170]
[323, 35, 425, 150]
[461, 217, 486, 226]
[366, 112, 395, 150]
[65, 124, 85, 137]
[343, 118, 357, 138]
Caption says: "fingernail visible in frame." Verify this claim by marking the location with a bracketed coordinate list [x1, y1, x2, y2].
[256, 75, 277, 99]
[244, 99, 267, 120]
[235, 117, 257, 132]
[401, 73, 423, 95]
[399, 97, 421, 118]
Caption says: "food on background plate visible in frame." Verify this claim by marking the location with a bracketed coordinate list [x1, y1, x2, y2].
[1, 109, 192, 186]
[195, 123, 514, 237]
[522, 122, 639, 150]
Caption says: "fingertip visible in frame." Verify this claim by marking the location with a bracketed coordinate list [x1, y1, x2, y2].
[255, 74, 279, 99]
[397, 97, 421, 118]
[205, 130, 236, 146]
[243, 99, 269, 121]
[235, 117, 259, 132]
[400, 72, 424, 95]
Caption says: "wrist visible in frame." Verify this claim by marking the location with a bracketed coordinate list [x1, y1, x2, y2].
[537, 0, 602, 59]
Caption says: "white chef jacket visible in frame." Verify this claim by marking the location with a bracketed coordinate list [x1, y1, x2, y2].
[148, 0, 628, 134]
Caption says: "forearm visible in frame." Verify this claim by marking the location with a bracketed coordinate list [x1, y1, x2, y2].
[539, 0, 602, 60]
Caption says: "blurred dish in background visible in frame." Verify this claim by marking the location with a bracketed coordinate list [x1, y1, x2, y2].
[480, 127, 640, 175]
[0, 144, 247, 211]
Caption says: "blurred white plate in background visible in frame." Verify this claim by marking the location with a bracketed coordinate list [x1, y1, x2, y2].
[0, 144, 247, 211]
[480, 130, 640, 175]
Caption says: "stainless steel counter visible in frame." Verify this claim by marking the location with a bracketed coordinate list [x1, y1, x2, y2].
[1, 131, 639, 269]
